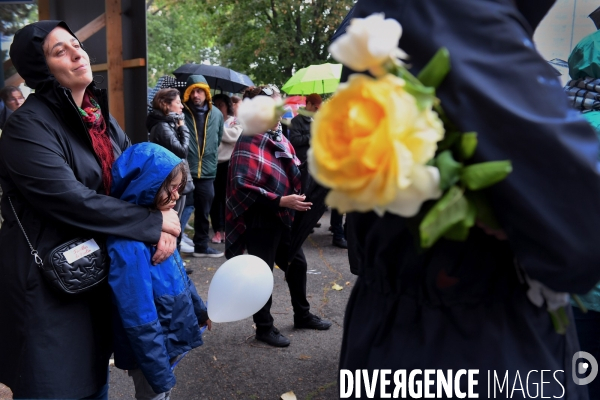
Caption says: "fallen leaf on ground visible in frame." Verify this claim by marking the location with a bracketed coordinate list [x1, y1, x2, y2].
[299, 355, 311, 360]
[281, 391, 297, 400]
[332, 283, 344, 291]
[346, 281, 351, 286]
[207, 267, 215, 271]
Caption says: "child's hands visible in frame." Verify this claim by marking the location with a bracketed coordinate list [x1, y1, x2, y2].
[201, 319, 212, 331]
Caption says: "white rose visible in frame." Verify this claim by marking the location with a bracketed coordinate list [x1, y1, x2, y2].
[328, 13, 407, 74]
[384, 165, 442, 217]
[237, 96, 281, 135]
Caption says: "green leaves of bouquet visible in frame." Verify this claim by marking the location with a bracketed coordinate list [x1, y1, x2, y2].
[396, 48, 513, 248]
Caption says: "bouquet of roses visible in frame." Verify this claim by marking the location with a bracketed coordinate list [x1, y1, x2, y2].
[307, 13, 513, 248]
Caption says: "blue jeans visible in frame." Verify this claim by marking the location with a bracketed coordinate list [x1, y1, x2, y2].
[180, 204, 194, 231]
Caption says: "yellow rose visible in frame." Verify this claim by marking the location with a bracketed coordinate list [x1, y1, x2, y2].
[308, 73, 444, 217]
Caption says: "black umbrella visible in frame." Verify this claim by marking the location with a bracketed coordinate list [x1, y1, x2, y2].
[173, 64, 254, 93]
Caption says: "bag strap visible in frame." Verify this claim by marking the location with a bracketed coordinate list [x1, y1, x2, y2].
[8, 197, 44, 266]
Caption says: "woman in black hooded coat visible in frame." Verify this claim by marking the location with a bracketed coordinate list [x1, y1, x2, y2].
[0, 21, 181, 399]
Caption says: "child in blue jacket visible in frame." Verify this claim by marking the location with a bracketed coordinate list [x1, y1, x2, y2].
[108, 142, 210, 398]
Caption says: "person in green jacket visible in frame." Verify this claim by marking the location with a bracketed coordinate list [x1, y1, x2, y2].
[181, 74, 225, 257]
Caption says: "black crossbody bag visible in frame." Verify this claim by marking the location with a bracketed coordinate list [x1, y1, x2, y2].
[8, 197, 109, 295]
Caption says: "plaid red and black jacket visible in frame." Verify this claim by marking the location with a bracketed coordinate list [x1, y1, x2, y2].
[225, 131, 302, 258]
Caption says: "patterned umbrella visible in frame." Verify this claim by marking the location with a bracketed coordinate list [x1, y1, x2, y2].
[147, 75, 187, 113]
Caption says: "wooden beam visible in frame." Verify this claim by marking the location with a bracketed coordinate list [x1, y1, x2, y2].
[75, 13, 106, 42]
[38, 0, 51, 21]
[4, 13, 107, 87]
[105, 0, 125, 128]
[91, 57, 145, 72]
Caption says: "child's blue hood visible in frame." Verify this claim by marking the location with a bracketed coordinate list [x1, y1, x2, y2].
[111, 142, 182, 206]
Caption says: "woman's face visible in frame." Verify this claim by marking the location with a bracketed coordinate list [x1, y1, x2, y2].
[167, 96, 183, 114]
[5, 89, 24, 111]
[43, 27, 93, 91]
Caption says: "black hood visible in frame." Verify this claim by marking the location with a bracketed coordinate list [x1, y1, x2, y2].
[9, 20, 111, 149]
[10, 20, 80, 93]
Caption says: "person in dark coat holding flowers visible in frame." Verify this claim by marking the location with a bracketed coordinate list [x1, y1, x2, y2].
[0, 21, 180, 399]
[330, 1, 600, 398]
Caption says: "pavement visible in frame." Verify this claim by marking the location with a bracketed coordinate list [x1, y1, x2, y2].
[0, 210, 353, 400]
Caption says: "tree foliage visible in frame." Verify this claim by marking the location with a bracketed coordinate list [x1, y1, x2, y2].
[146, 0, 354, 88]
[204, 0, 355, 86]
[0, 4, 38, 35]
[146, 0, 217, 87]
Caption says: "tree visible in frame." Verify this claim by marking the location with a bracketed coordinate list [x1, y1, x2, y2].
[204, 0, 355, 86]
[0, 3, 38, 36]
[146, 0, 217, 87]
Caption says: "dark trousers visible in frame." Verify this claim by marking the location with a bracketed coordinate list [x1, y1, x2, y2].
[330, 208, 345, 239]
[245, 225, 310, 334]
[209, 161, 229, 234]
[174, 195, 186, 246]
[573, 307, 600, 399]
[192, 178, 215, 250]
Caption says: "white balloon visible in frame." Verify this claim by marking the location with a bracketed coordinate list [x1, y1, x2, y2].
[207, 255, 274, 323]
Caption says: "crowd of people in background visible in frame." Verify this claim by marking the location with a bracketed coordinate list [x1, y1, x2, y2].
[142, 79, 337, 348]
[142, 73, 348, 268]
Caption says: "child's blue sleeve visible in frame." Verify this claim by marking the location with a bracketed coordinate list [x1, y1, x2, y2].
[108, 239, 176, 393]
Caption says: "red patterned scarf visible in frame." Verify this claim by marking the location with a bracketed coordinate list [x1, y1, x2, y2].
[79, 92, 114, 194]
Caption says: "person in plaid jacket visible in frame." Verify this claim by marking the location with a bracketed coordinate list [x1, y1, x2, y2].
[225, 86, 332, 347]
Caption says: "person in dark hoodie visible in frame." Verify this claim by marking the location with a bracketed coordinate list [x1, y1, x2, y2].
[335, 0, 600, 398]
[181, 75, 225, 258]
[108, 142, 210, 399]
[0, 21, 180, 399]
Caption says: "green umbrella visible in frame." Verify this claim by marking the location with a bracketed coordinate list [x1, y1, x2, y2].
[281, 63, 342, 95]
